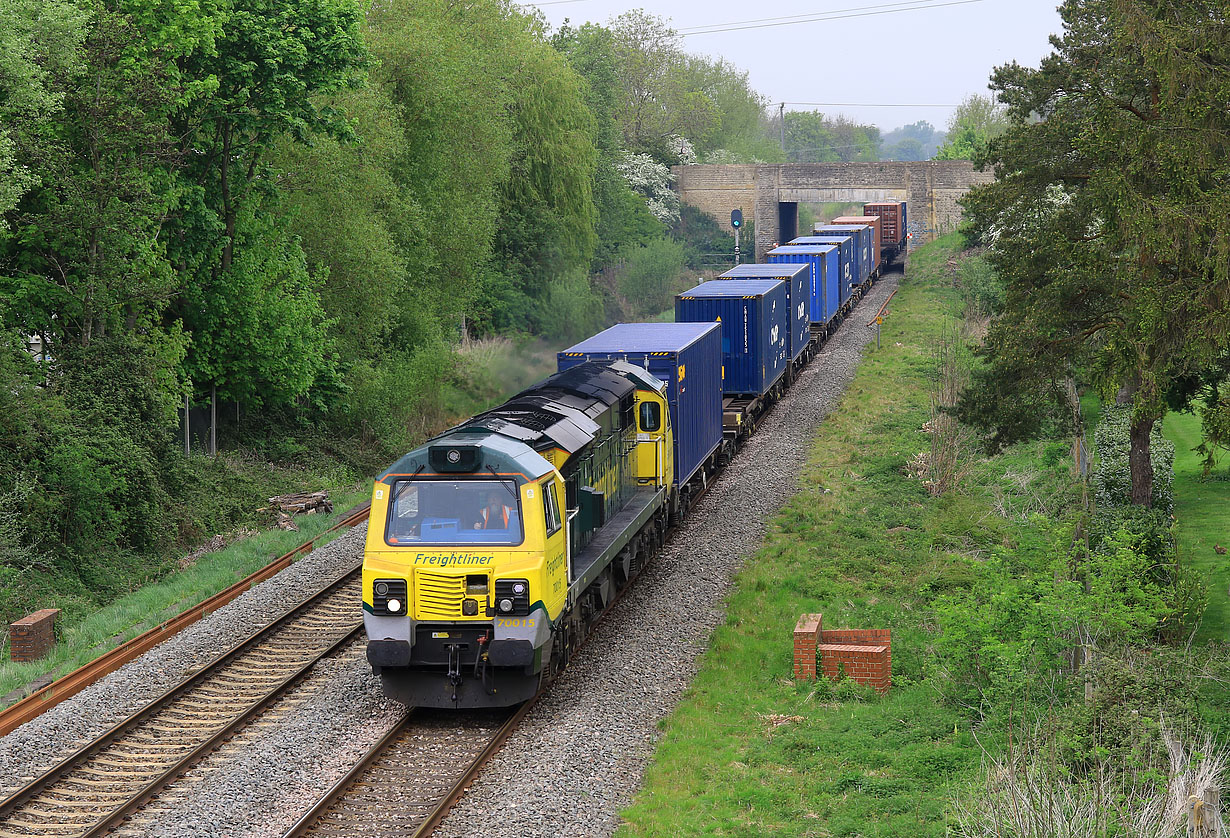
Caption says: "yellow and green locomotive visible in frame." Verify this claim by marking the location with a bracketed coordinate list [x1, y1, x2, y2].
[362, 360, 673, 708]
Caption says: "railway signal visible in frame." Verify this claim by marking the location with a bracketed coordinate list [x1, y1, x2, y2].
[731, 209, 743, 265]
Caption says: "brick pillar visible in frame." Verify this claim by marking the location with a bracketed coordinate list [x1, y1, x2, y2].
[793, 613, 823, 680]
[10, 609, 60, 663]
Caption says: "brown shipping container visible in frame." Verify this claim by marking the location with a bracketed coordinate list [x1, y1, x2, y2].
[833, 215, 881, 274]
[863, 202, 904, 249]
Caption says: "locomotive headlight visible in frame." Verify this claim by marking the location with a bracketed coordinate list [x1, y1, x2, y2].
[386, 598, 401, 613]
[511, 582, 526, 596]
[374, 581, 389, 597]
[498, 598, 514, 613]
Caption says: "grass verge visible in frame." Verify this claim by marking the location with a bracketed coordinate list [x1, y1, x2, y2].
[617, 235, 1084, 837]
[1163, 411, 1230, 641]
[0, 483, 369, 704]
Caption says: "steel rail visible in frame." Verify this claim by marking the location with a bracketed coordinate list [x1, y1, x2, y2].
[410, 701, 535, 838]
[0, 501, 371, 737]
[0, 568, 364, 837]
[281, 701, 533, 838]
[280, 710, 416, 837]
[79, 627, 365, 838]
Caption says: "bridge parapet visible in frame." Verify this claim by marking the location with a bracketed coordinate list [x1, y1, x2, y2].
[673, 161, 992, 262]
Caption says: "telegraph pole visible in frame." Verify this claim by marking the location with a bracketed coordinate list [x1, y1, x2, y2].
[779, 103, 786, 156]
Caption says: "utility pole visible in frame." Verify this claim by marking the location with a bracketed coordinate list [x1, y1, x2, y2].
[779, 103, 786, 157]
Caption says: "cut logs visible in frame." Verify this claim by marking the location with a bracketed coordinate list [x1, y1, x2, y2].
[263, 491, 333, 530]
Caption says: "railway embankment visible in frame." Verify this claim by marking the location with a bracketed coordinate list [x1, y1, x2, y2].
[618, 234, 1229, 837]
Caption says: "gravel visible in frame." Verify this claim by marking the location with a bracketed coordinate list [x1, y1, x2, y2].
[0, 274, 895, 837]
[132, 645, 404, 838]
[0, 523, 369, 800]
[435, 275, 900, 838]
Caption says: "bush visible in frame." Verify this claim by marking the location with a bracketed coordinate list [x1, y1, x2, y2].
[952, 719, 1225, 838]
[616, 237, 688, 319]
[1057, 649, 1203, 778]
[1092, 406, 1175, 513]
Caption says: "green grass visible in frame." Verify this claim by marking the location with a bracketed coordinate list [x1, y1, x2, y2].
[617, 235, 1083, 838]
[0, 483, 370, 704]
[1163, 411, 1230, 642]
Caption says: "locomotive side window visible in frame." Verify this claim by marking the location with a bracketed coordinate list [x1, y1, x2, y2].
[543, 480, 562, 536]
[639, 401, 661, 432]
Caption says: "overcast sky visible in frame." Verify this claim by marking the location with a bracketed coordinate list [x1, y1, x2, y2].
[527, 0, 1065, 132]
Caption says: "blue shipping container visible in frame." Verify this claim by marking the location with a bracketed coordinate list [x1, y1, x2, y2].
[765, 245, 840, 325]
[815, 225, 872, 285]
[789, 236, 857, 305]
[717, 263, 810, 363]
[558, 323, 722, 488]
[675, 280, 788, 398]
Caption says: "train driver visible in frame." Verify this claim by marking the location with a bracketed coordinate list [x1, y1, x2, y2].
[474, 492, 513, 530]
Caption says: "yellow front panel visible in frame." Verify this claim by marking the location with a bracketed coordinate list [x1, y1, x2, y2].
[414, 570, 467, 620]
[362, 476, 570, 620]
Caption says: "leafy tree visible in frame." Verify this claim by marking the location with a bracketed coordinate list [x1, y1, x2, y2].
[169, 0, 366, 406]
[553, 21, 664, 268]
[959, 0, 1230, 506]
[608, 10, 725, 163]
[3, 0, 220, 349]
[674, 55, 780, 162]
[0, 0, 87, 223]
[935, 93, 1009, 160]
[270, 84, 411, 361]
[882, 120, 943, 160]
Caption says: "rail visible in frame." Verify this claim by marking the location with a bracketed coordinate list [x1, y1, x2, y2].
[0, 568, 365, 837]
[0, 501, 371, 738]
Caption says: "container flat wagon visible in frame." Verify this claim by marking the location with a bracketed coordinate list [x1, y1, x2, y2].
[862, 201, 908, 265]
[783, 236, 858, 313]
[813, 224, 873, 289]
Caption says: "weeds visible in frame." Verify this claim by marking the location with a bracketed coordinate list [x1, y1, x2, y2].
[925, 318, 977, 496]
[952, 726, 1225, 838]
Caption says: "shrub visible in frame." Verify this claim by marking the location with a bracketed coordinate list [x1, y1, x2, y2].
[1057, 649, 1203, 778]
[1092, 406, 1175, 513]
[952, 722, 1225, 838]
[616, 237, 688, 319]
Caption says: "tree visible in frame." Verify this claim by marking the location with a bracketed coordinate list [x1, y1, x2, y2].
[936, 93, 1010, 160]
[169, 0, 367, 407]
[0, 0, 87, 223]
[881, 120, 943, 160]
[553, 21, 664, 268]
[959, 0, 1230, 506]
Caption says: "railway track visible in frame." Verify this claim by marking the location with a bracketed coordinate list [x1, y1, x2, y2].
[0, 567, 364, 838]
[283, 706, 527, 838]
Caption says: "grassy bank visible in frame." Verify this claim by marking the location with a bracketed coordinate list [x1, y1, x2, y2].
[618, 236, 1086, 837]
[0, 484, 370, 703]
[1164, 411, 1230, 642]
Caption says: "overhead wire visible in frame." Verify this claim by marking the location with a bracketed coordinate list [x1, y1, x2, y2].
[677, 0, 961, 33]
[678, 0, 987, 35]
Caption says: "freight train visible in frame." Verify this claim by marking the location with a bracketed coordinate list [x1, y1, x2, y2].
[360, 202, 906, 708]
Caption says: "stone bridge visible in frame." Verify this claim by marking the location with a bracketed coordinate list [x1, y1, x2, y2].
[672, 162, 993, 262]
